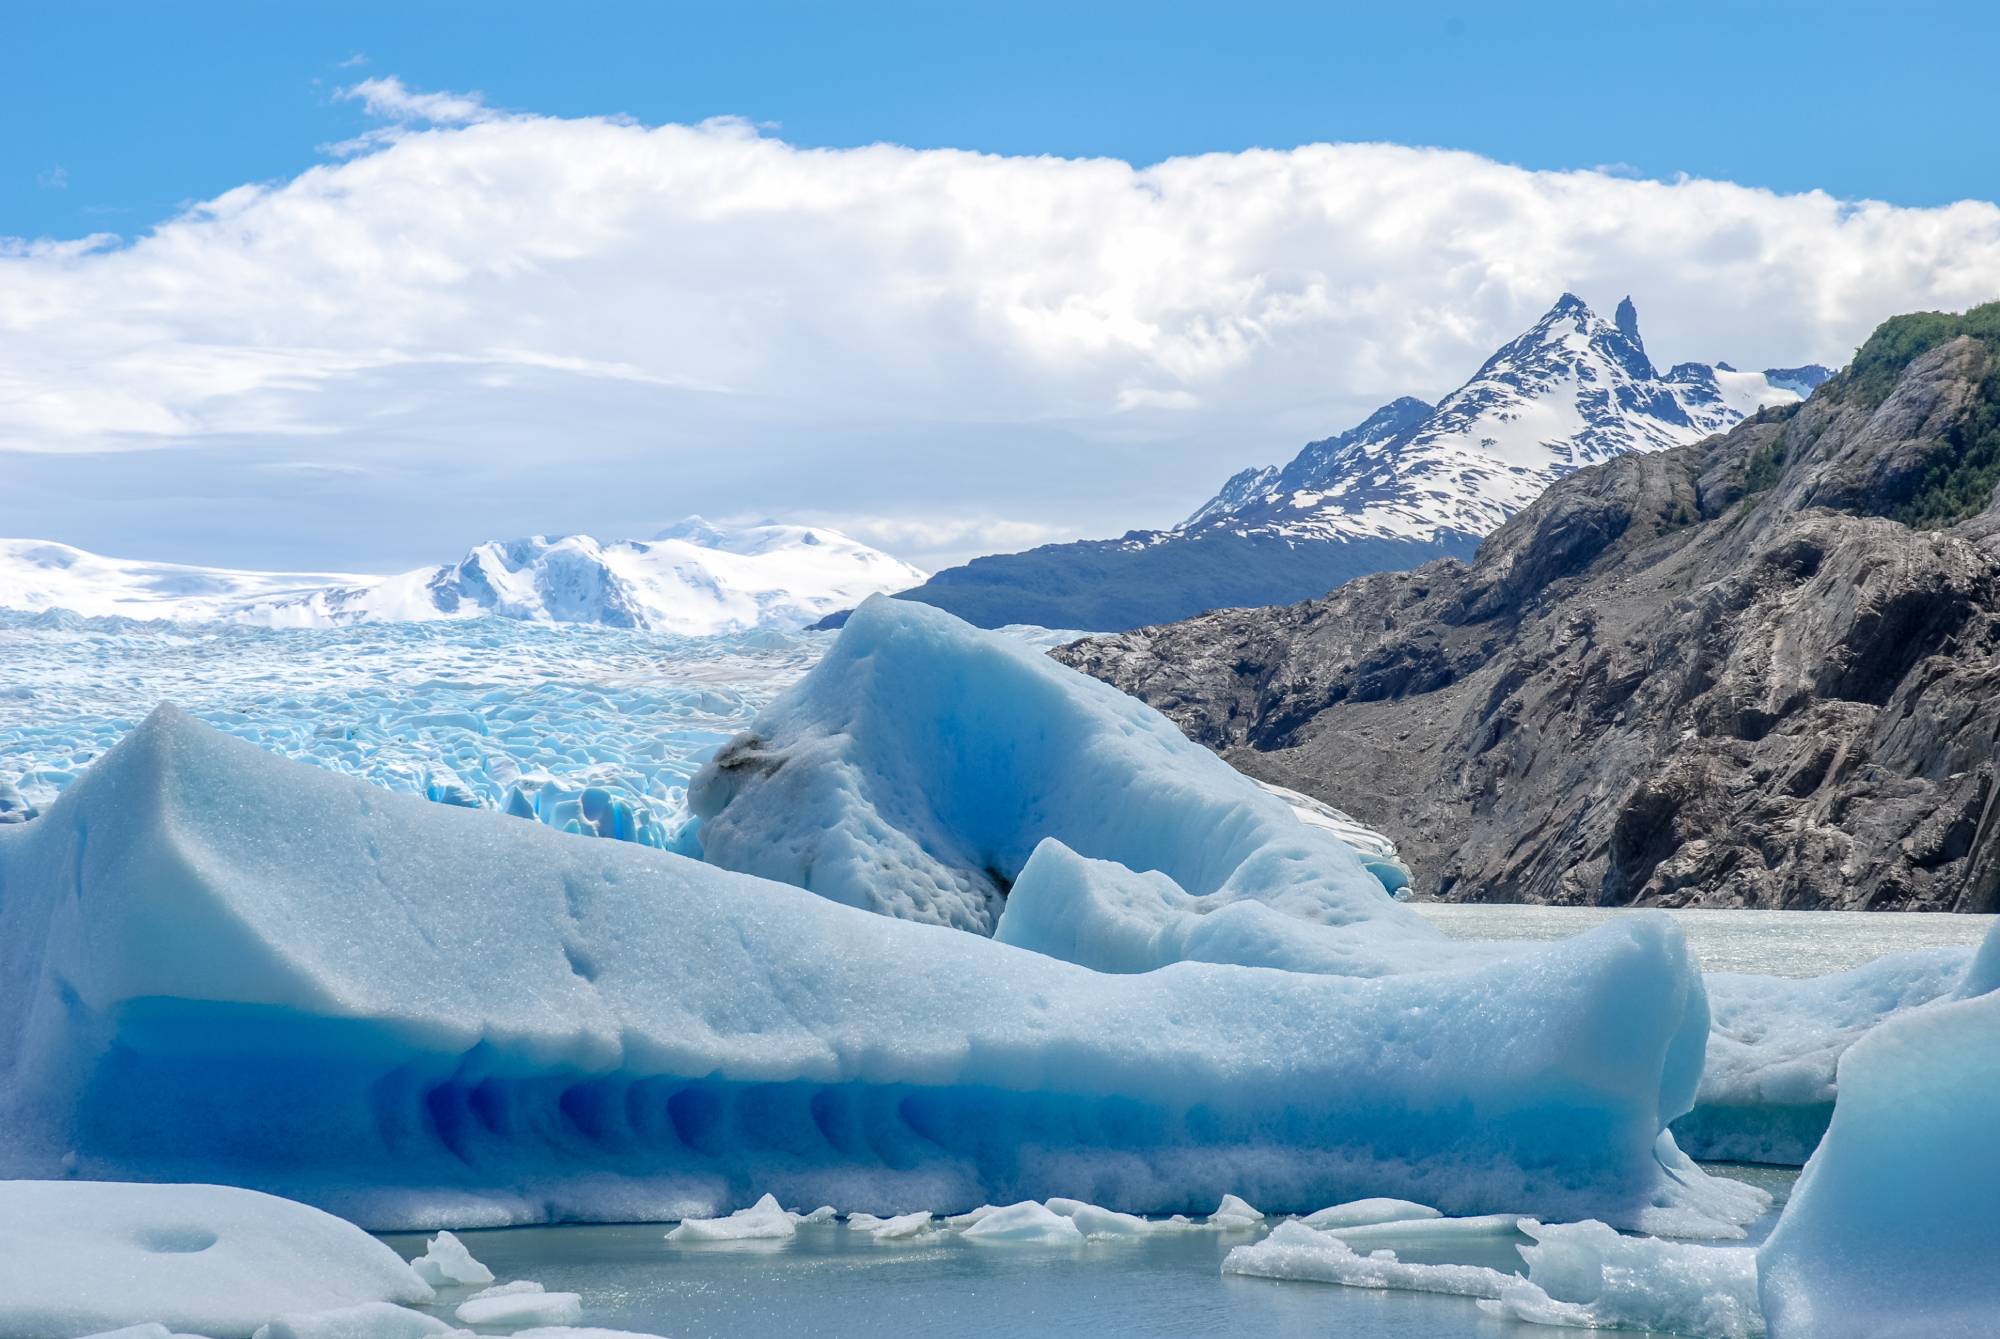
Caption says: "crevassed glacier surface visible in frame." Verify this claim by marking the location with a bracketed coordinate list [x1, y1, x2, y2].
[0, 703, 1755, 1237]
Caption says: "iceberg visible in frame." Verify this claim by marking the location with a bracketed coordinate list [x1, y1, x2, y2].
[454, 1283, 582, 1328]
[665, 1194, 796, 1243]
[689, 595, 1428, 952]
[1298, 1198, 1442, 1229]
[252, 1303, 457, 1339]
[1757, 925, 2000, 1338]
[0, 704, 1753, 1235]
[1672, 946, 1976, 1163]
[409, 1231, 495, 1287]
[0, 1181, 432, 1339]
[960, 1202, 1084, 1245]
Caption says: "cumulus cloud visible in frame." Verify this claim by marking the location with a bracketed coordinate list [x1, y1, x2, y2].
[2, 86, 1998, 564]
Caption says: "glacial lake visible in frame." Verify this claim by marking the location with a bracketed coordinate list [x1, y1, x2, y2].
[1411, 902, 1996, 976]
[384, 1165, 1797, 1339]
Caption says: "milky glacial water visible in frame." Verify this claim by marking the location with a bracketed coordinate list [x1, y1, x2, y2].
[1411, 902, 1997, 977]
[383, 1167, 1795, 1339]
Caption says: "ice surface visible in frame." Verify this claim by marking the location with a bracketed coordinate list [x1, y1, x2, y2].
[250, 1303, 457, 1339]
[862, 1210, 935, 1241]
[691, 596, 1444, 950]
[1673, 947, 1975, 1163]
[1226, 1218, 1763, 1338]
[453, 1284, 583, 1328]
[0, 611, 820, 856]
[1757, 920, 2000, 1338]
[1044, 1198, 1155, 1237]
[961, 1202, 1085, 1244]
[0, 702, 1757, 1235]
[0, 1181, 431, 1339]
[410, 1231, 495, 1287]
[1298, 1198, 1442, 1229]
[665, 1194, 797, 1242]
[1207, 1194, 1264, 1227]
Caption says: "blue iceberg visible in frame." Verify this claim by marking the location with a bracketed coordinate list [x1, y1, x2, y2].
[0, 703, 1756, 1235]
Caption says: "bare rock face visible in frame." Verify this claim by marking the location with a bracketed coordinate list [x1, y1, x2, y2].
[1057, 312, 2000, 912]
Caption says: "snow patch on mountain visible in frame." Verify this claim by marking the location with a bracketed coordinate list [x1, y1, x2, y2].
[1182, 293, 1833, 547]
[0, 521, 926, 635]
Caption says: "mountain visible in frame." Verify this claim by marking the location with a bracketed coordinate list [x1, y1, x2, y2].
[0, 519, 926, 636]
[1055, 302, 2000, 913]
[878, 295, 1830, 631]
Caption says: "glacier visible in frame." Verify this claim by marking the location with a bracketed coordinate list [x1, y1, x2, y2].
[0, 519, 925, 636]
[1756, 922, 2000, 1339]
[0, 699, 1756, 1236]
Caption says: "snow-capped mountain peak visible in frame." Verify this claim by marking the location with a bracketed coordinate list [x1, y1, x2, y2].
[1183, 293, 1832, 545]
[0, 520, 927, 636]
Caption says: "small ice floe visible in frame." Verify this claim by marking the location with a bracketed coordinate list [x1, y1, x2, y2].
[1297, 1198, 1442, 1230]
[76, 1327, 213, 1339]
[961, 1202, 1085, 1244]
[454, 1281, 584, 1328]
[252, 1302, 461, 1338]
[1043, 1198, 1154, 1238]
[1224, 1219, 1764, 1339]
[1206, 1194, 1265, 1227]
[410, 1230, 495, 1287]
[793, 1205, 839, 1225]
[1323, 1213, 1526, 1249]
[862, 1211, 936, 1241]
[665, 1193, 797, 1243]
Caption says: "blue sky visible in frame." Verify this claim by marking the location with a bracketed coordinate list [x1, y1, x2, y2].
[13, 1, 1995, 241]
[4, 3, 1999, 572]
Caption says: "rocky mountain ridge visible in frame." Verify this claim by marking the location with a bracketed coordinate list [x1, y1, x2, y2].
[1056, 304, 2000, 912]
[884, 295, 1826, 631]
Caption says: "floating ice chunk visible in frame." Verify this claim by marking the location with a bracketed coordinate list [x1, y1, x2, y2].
[510, 1332, 668, 1339]
[1044, 1199, 1154, 1237]
[1208, 1194, 1264, 1227]
[1299, 1198, 1442, 1230]
[409, 1230, 495, 1287]
[1226, 1219, 1763, 1339]
[793, 1205, 838, 1225]
[1955, 917, 2000, 1000]
[666, 1195, 797, 1243]
[0, 1181, 431, 1339]
[866, 1211, 935, 1241]
[0, 705, 1754, 1236]
[78, 1328, 214, 1339]
[1224, 1220, 1509, 1296]
[1758, 925, 2000, 1339]
[454, 1282, 582, 1328]
[250, 1303, 462, 1339]
[691, 596, 1424, 945]
[962, 1202, 1086, 1245]
[1673, 947, 1974, 1164]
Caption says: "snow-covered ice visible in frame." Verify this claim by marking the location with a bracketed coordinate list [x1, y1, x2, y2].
[251, 1303, 456, 1339]
[1756, 920, 2000, 1338]
[0, 1181, 432, 1339]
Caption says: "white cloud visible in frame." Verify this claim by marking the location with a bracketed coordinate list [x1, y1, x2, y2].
[791, 514, 1070, 557]
[3, 85, 1999, 565]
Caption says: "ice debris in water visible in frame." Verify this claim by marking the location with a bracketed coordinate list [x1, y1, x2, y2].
[666, 1194, 798, 1243]
[77, 1328, 213, 1339]
[0, 1181, 432, 1339]
[1298, 1198, 1442, 1230]
[1225, 1218, 1764, 1339]
[252, 1302, 459, 1339]
[454, 1281, 583, 1328]
[409, 1230, 494, 1287]
[1757, 919, 2000, 1339]
[1043, 1198, 1156, 1238]
[1208, 1194, 1265, 1227]
[962, 1202, 1086, 1245]
[0, 701, 1758, 1235]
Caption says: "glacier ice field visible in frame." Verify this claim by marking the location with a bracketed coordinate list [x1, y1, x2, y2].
[0, 609, 829, 850]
